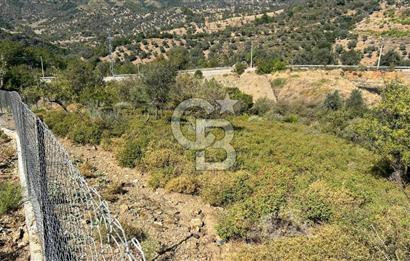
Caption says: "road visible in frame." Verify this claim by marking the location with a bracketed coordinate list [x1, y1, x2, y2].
[40, 65, 410, 83]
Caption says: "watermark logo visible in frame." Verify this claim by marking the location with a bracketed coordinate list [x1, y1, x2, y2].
[171, 95, 237, 171]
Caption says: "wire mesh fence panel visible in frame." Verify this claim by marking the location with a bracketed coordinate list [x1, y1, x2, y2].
[0, 90, 145, 261]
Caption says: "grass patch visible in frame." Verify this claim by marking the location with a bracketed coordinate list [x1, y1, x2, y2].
[392, 17, 410, 25]
[271, 78, 287, 89]
[381, 29, 410, 38]
[0, 182, 22, 215]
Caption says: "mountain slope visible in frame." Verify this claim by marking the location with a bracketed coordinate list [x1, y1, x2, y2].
[0, 0, 288, 47]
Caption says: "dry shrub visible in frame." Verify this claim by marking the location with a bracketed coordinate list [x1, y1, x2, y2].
[79, 161, 97, 178]
[165, 175, 199, 195]
[0, 145, 15, 166]
[101, 182, 127, 202]
[200, 171, 253, 207]
[144, 140, 194, 189]
[119, 216, 146, 242]
[229, 225, 371, 261]
[297, 180, 361, 224]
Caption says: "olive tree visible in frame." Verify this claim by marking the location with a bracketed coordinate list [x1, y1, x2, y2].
[353, 83, 410, 184]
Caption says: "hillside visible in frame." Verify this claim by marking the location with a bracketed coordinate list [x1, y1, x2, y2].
[0, 0, 287, 48]
[98, 0, 410, 68]
[335, 1, 410, 66]
[204, 69, 410, 106]
[1, 0, 410, 260]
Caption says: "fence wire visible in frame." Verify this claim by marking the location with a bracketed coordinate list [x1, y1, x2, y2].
[0, 91, 145, 261]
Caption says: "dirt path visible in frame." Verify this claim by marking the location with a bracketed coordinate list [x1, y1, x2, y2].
[0, 131, 30, 261]
[61, 139, 230, 261]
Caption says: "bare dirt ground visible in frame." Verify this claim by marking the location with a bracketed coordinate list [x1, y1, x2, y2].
[61, 139, 232, 261]
[210, 69, 410, 105]
[0, 132, 30, 261]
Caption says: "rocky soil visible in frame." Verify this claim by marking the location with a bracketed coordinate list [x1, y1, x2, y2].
[61, 139, 232, 261]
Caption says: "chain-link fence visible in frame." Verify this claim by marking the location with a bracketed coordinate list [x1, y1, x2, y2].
[0, 90, 145, 261]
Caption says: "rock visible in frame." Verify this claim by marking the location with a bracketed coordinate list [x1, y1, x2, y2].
[17, 240, 28, 248]
[216, 239, 225, 246]
[193, 209, 202, 215]
[153, 221, 163, 228]
[22, 229, 29, 243]
[190, 218, 204, 232]
[13, 227, 24, 242]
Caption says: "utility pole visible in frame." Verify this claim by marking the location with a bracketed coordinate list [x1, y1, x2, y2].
[40, 56, 45, 78]
[108, 34, 114, 77]
[377, 38, 384, 70]
[0, 54, 6, 88]
[250, 41, 254, 68]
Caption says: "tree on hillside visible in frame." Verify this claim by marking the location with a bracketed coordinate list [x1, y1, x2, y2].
[168, 46, 190, 70]
[43, 75, 74, 112]
[323, 90, 343, 111]
[41, 59, 102, 109]
[142, 60, 178, 116]
[353, 83, 410, 184]
[255, 13, 273, 25]
[64, 58, 101, 94]
[379, 50, 402, 67]
[256, 58, 286, 74]
[340, 50, 363, 65]
[234, 62, 247, 75]
[346, 89, 366, 114]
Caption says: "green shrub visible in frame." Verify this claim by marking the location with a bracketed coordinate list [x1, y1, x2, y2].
[283, 114, 299, 123]
[346, 89, 366, 114]
[43, 111, 106, 144]
[116, 140, 143, 168]
[68, 121, 103, 145]
[250, 98, 276, 116]
[194, 70, 203, 79]
[301, 193, 332, 224]
[256, 58, 286, 74]
[201, 171, 253, 207]
[141, 237, 161, 261]
[323, 90, 343, 111]
[43, 110, 74, 137]
[144, 140, 194, 189]
[340, 50, 363, 65]
[226, 87, 253, 114]
[370, 206, 410, 260]
[271, 78, 287, 89]
[0, 182, 21, 215]
[234, 62, 247, 75]
[229, 225, 372, 260]
[215, 167, 294, 241]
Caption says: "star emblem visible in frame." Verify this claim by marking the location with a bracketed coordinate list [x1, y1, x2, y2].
[217, 94, 238, 114]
